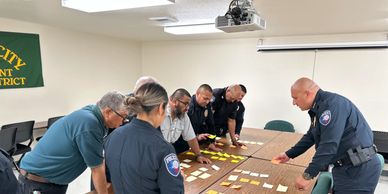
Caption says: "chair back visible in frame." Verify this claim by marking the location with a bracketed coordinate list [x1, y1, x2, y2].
[0, 127, 17, 155]
[311, 171, 333, 194]
[264, 120, 295, 132]
[377, 153, 385, 173]
[47, 116, 64, 129]
[2, 120, 35, 144]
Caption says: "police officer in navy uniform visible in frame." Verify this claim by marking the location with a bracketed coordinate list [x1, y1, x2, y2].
[274, 77, 381, 194]
[0, 148, 20, 194]
[104, 82, 184, 194]
[212, 84, 245, 146]
[234, 84, 247, 139]
[188, 84, 222, 152]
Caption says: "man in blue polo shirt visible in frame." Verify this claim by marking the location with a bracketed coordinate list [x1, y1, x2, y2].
[19, 91, 129, 194]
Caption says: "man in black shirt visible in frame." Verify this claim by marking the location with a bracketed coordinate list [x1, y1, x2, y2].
[234, 84, 247, 139]
[212, 84, 244, 146]
[188, 84, 222, 152]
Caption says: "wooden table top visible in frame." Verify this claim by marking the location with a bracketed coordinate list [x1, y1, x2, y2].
[214, 128, 281, 157]
[33, 121, 47, 130]
[179, 152, 246, 194]
[202, 158, 314, 194]
[252, 132, 315, 167]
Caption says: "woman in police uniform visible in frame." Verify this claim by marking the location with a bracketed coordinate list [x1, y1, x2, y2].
[104, 82, 184, 194]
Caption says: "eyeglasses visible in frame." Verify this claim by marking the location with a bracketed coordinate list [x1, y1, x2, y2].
[110, 108, 129, 123]
[177, 99, 190, 107]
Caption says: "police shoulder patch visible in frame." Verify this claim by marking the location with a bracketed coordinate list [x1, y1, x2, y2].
[319, 110, 331, 126]
[164, 153, 180, 177]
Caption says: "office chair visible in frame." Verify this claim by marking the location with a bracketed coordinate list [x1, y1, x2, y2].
[36, 115, 64, 141]
[1, 120, 35, 161]
[0, 126, 17, 156]
[264, 120, 295, 132]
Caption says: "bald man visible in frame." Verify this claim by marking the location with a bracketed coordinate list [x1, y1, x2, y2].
[212, 84, 244, 146]
[273, 77, 381, 194]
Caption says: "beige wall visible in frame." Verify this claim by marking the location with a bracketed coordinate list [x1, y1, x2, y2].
[142, 34, 388, 133]
[1, 16, 387, 134]
[0, 17, 142, 124]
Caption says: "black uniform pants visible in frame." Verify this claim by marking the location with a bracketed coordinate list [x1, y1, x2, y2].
[18, 174, 68, 194]
[332, 154, 381, 194]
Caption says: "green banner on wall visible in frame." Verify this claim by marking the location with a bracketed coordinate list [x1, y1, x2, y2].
[0, 31, 44, 89]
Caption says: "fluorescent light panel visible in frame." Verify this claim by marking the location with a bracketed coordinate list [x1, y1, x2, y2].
[164, 23, 223, 35]
[257, 41, 388, 51]
[61, 0, 175, 13]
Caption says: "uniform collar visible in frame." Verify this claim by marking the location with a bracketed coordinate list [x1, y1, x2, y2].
[90, 105, 109, 135]
[131, 118, 162, 134]
[191, 95, 207, 110]
[221, 87, 227, 100]
[166, 104, 173, 118]
[310, 89, 324, 114]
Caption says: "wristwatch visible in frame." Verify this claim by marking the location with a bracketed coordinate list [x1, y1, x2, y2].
[302, 172, 313, 180]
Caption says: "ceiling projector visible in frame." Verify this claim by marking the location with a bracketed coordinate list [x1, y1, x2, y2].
[216, 0, 266, 33]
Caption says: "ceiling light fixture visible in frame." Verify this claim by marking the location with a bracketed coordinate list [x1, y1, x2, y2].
[164, 23, 223, 35]
[61, 0, 175, 13]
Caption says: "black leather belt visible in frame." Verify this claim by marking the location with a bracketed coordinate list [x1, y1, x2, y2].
[333, 146, 377, 167]
[20, 169, 50, 184]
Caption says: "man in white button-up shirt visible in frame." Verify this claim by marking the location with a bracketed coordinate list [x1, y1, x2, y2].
[161, 88, 211, 164]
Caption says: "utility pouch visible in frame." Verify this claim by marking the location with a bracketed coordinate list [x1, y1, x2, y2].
[347, 146, 370, 166]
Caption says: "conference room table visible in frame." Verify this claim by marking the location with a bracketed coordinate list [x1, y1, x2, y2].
[33, 121, 47, 130]
[214, 128, 282, 157]
[202, 158, 313, 194]
[89, 128, 315, 194]
[252, 131, 315, 167]
[181, 128, 316, 194]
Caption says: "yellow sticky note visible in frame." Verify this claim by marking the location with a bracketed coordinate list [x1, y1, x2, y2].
[237, 156, 245, 160]
[186, 151, 195, 156]
[231, 160, 239, 163]
[223, 153, 230, 158]
[271, 159, 281, 164]
[216, 152, 224, 157]
[206, 190, 218, 194]
[220, 182, 232, 186]
[250, 180, 260, 185]
[211, 156, 219, 160]
[203, 150, 210, 154]
[231, 155, 238, 159]
[240, 178, 250, 183]
[208, 135, 217, 139]
[209, 151, 217, 155]
[218, 157, 227, 161]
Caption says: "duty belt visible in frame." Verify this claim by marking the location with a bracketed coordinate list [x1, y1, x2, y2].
[333, 145, 377, 167]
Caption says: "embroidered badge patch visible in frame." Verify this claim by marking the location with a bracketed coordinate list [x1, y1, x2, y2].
[164, 153, 180, 177]
[319, 110, 331, 126]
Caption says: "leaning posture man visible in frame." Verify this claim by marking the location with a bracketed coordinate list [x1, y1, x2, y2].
[273, 77, 381, 194]
[212, 84, 244, 146]
[161, 88, 211, 164]
[19, 91, 129, 194]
